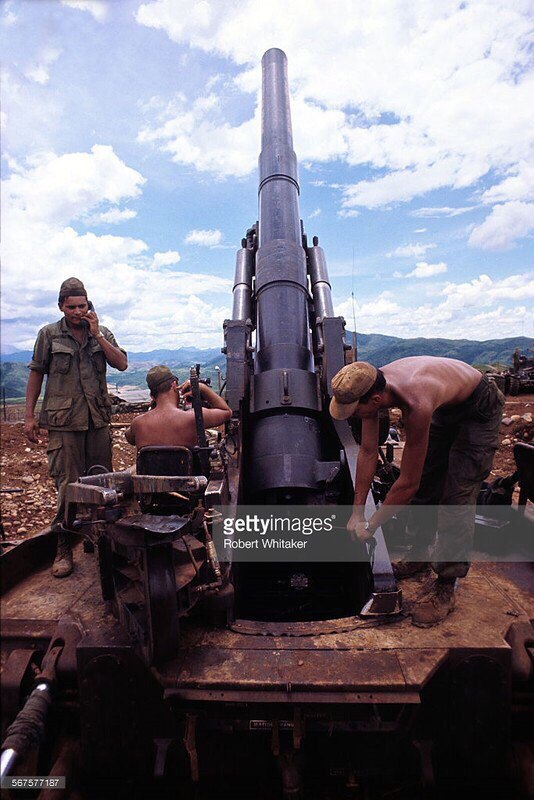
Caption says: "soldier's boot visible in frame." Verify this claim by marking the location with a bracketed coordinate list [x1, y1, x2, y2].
[392, 549, 431, 580]
[52, 533, 73, 578]
[411, 577, 456, 627]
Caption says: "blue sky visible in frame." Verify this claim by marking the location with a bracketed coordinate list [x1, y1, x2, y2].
[2, 0, 533, 352]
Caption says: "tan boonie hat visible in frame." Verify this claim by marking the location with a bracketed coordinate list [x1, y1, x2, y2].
[58, 277, 87, 302]
[329, 362, 378, 420]
[146, 365, 178, 393]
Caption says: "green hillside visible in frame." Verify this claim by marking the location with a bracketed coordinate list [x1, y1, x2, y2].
[354, 334, 531, 366]
[0, 362, 30, 399]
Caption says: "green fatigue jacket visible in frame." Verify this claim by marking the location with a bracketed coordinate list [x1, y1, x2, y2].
[29, 317, 126, 431]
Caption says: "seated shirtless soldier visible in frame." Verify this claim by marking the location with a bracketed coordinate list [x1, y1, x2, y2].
[329, 357, 504, 626]
[125, 365, 231, 449]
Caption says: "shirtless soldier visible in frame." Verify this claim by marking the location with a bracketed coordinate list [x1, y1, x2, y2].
[329, 357, 504, 626]
[125, 365, 231, 449]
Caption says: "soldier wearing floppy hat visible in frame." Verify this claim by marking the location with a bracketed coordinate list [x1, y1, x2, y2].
[330, 362, 379, 420]
[24, 277, 128, 577]
[329, 356, 505, 626]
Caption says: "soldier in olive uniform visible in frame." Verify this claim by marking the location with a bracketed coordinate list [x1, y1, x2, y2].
[24, 278, 128, 577]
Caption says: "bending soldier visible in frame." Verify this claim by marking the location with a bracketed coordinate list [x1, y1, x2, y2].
[24, 277, 127, 577]
[330, 357, 504, 626]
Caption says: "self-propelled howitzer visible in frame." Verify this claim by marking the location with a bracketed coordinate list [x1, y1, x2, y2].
[2, 48, 529, 800]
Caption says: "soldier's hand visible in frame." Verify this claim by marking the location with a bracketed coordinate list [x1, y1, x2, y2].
[24, 417, 41, 443]
[179, 379, 192, 400]
[83, 309, 100, 338]
[347, 511, 374, 543]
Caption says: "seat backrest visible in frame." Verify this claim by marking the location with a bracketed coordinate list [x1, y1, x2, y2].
[137, 446, 193, 477]
[514, 443, 534, 503]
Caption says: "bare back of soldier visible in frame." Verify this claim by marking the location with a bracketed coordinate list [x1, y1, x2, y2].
[381, 357, 482, 419]
[128, 405, 203, 449]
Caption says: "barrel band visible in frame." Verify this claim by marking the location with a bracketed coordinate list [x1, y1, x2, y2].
[258, 173, 300, 195]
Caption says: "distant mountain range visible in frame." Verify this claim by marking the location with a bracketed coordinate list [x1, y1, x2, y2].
[1, 335, 531, 399]
[352, 333, 532, 366]
[0, 345, 222, 365]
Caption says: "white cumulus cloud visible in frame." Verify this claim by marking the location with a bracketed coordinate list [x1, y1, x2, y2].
[61, 1, 108, 21]
[4, 145, 145, 225]
[335, 273, 533, 339]
[135, 0, 533, 230]
[138, 93, 258, 179]
[468, 202, 534, 250]
[406, 261, 448, 279]
[410, 206, 477, 218]
[89, 208, 138, 225]
[185, 228, 223, 246]
[2, 1, 17, 26]
[441, 273, 534, 307]
[480, 162, 534, 205]
[387, 242, 436, 258]
[2, 146, 231, 350]
[24, 48, 62, 85]
[151, 250, 181, 268]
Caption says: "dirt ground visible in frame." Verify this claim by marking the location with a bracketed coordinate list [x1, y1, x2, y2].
[1, 399, 532, 541]
[0, 412, 138, 540]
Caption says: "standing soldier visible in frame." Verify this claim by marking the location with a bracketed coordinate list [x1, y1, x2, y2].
[24, 278, 128, 577]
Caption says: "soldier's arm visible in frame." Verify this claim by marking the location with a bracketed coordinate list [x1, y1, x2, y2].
[202, 406, 232, 428]
[84, 312, 128, 371]
[124, 418, 138, 445]
[366, 410, 431, 534]
[346, 415, 379, 540]
[180, 380, 232, 427]
[25, 329, 49, 443]
[97, 335, 128, 371]
[24, 370, 44, 443]
[200, 384, 232, 426]
[353, 415, 380, 514]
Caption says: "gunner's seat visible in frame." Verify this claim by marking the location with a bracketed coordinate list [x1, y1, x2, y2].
[136, 445, 196, 514]
[137, 445, 194, 477]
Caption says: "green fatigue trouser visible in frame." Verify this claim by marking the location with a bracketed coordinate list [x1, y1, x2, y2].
[406, 376, 505, 579]
[46, 424, 112, 530]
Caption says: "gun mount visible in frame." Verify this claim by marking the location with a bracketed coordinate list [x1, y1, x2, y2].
[1, 49, 533, 800]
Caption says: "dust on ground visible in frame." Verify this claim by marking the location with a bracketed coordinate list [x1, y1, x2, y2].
[1, 399, 532, 541]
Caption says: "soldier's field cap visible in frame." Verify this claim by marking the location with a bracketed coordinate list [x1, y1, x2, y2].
[58, 277, 87, 302]
[329, 362, 378, 420]
[146, 365, 178, 392]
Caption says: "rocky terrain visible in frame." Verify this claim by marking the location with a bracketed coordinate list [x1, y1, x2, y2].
[1, 414, 137, 540]
[1, 399, 532, 542]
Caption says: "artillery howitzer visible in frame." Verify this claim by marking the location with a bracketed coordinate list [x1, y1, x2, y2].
[509, 347, 534, 395]
[1, 50, 533, 799]
[485, 345, 534, 395]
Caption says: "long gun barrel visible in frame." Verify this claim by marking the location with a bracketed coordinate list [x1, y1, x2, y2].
[246, 48, 336, 500]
